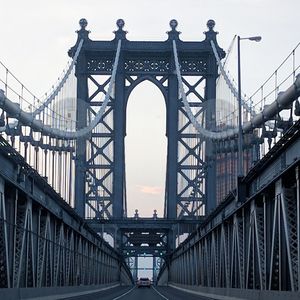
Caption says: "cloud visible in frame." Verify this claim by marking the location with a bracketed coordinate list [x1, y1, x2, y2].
[137, 185, 163, 195]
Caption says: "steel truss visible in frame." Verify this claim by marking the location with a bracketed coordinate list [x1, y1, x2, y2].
[163, 170, 300, 290]
[158, 121, 300, 291]
[0, 138, 132, 288]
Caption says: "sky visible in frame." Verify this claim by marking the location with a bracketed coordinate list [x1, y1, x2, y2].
[0, 0, 299, 219]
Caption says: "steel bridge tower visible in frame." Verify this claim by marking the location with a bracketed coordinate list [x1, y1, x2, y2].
[69, 18, 224, 256]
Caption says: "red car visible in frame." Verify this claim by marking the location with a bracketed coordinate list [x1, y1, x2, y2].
[137, 277, 151, 288]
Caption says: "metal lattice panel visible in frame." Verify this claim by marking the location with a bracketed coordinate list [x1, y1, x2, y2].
[85, 74, 115, 219]
[177, 75, 207, 218]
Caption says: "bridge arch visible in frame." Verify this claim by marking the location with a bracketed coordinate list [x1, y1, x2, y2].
[124, 78, 167, 217]
[125, 75, 168, 109]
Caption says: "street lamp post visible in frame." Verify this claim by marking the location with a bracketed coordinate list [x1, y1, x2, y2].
[237, 35, 262, 178]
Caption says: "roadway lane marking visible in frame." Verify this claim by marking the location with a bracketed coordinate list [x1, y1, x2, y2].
[112, 286, 136, 300]
[151, 286, 169, 300]
[169, 284, 243, 300]
[28, 283, 120, 299]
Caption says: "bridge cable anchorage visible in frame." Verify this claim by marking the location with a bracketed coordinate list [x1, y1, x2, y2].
[31, 39, 84, 118]
[0, 39, 122, 140]
[172, 40, 300, 141]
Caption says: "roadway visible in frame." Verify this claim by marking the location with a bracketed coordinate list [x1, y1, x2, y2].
[62, 285, 214, 300]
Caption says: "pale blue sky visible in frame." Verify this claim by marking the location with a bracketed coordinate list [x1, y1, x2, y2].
[0, 0, 299, 217]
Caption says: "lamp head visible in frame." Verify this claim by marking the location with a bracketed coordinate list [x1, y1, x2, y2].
[248, 36, 262, 42]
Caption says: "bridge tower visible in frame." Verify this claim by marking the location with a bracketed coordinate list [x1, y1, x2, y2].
[69, 19, 224, 253]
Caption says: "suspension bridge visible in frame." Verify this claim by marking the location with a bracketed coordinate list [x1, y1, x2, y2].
[0, 18, 299, 299]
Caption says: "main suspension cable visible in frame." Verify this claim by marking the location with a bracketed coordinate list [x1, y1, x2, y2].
[0, 39, 122, 140]
[32, 39, 84, 118]
[172, 39, 300, 141]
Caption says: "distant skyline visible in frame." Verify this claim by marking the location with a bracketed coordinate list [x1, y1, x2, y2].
[1, 0, 299, 217]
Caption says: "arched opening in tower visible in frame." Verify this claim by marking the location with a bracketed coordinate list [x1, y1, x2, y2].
[125, 80, 167, 218]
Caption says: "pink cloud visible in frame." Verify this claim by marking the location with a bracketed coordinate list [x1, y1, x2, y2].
[137, 185, 163, 195]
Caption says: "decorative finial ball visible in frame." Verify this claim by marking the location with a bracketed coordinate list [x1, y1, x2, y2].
[207, 19, 215, 31]
[170, 19, 178, 30]
[79, 18, 88, 29]
[116, 19, 125, 30]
